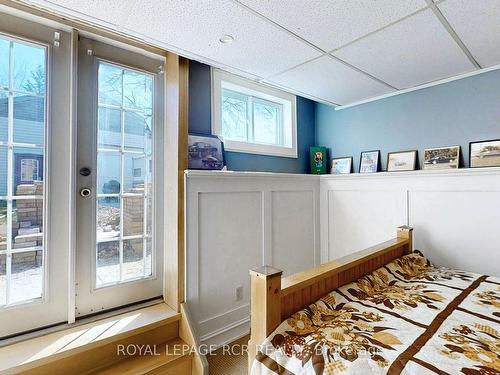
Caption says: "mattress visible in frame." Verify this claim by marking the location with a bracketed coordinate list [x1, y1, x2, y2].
[251, 252, 500, 374]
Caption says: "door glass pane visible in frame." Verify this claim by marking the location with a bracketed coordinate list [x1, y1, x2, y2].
[97, 197, 120, 242]
[0, 91, 7, 142]
[0, 36, 46, 308]
[12, 42, 46, 94]
[123, 238, 144, 280]
[0, 39, 8, 89]
[98, 107, 121, 150]
[96, 241, 119, 286]
[95, 61, 154, 288]
[0, 254, 5, 306]
[97, 152, 121, 195]
[13, 146, 44, 195]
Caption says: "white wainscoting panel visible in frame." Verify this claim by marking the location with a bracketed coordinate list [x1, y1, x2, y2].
[271, 191, 316, 275]
[320, 168, 500, 277]
[326, 190, 407, 260]
[409, 191, 499, 276]
[185, 171, 320, 348]
[186, 168, 500, 348]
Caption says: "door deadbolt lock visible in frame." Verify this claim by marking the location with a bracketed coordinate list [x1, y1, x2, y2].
[80, 188, 92, 198]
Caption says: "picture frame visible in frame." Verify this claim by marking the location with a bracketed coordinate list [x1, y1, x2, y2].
[423, 146, 460, 170]
[469, 139, 500, 168]
[188, 133, 225, 170]
[387, 150, 418, 172]
[310, 146, 328, 174]
[331, 157, 353, 174]
[359, 150, 380, 173]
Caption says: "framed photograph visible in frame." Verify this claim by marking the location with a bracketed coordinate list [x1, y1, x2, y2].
[387, 150, 418, 172]
[188, 133, 225, 170]
[423, 146, 460, 170]
[331, 157, 352, 174]
[310, 146, 328, 174]
[469, 139, 500, 168]
[359, 150, 380, 173]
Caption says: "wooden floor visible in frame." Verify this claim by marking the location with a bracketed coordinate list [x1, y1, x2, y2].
[207, 335, 249, 375]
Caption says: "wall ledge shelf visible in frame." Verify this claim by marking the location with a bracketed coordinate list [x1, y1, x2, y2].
[185, 167, 500, 180]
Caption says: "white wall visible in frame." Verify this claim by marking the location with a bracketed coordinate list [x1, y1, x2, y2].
[186, 168, 500, 348]
[320, 168, 500, 276]
[185, 171, 320, 348]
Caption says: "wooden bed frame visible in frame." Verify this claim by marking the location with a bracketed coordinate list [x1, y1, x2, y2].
[247, 226, 413, 369]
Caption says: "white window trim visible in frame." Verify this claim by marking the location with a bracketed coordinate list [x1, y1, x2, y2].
[211, 69, 297, 158]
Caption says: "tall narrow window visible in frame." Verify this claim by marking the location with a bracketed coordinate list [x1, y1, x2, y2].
[0, 36, 46, 306]
[95, 61, 153, 287]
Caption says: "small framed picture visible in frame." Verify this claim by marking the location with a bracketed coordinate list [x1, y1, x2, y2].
[387, 150, 418, 172]
[331, 157, 352, 174]
[188, 133, 225, 170]
[469, 139, 500, 168]
[423, 146, 460, 170]
[310, 146, 328, 174]
[359, 150, 380, 173]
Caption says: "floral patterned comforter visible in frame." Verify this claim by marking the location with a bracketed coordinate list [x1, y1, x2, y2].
[251, 252, 500, 375]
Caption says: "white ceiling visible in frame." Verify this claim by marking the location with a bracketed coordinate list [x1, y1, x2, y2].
[15, 0, 500, 106]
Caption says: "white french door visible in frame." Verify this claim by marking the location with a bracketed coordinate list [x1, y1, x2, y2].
[75, 37, 164, 316]
[0, 13, 72, 337]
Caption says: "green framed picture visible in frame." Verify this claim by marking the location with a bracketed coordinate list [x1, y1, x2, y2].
[310, 146, 328, 174]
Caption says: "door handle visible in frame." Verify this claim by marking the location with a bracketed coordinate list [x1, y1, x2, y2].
[80, 188, 92, 198]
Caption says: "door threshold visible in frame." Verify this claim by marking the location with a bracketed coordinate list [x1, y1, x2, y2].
[0, 301, 179, 373]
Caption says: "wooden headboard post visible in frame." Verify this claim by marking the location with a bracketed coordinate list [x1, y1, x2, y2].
[397, 225, 413, 254]
[248, 266, 283, 372]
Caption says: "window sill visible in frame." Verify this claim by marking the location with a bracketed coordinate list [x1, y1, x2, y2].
[224, 139, 298, 159]
[0, 303, 179, 374]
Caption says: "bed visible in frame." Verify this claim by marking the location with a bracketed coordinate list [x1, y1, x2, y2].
[248, 227, 499, 374]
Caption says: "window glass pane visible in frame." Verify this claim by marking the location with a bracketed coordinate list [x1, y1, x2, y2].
[0, 200, 6, 247]
[124, 111, 146, 151]
[98, 107, 121, 150]
[97, 197, 120, 242]
[0, 91, 7, 142]
[96, 241, 119, 286]
[0, 39, 8, 89]
[13, 146, 43, 196]
[12, 199, 43, 251]
[123, 71, 152, 110]
[253, 101, 281, 145]
[12, 42, 45, 94]
[0, 254, 6, 306]
[123, 238, 143, 280]
[221, 89, 248, 142]
[13, 94, 44, 145]
[0, 146, 7, 196]
[10, 250, 43, 304]
[123, 196, 143, 236]
[124, 154, 147, 193]
[145, 237, 152, 277]
[98, 63, 122, 106]
[97, 152, 121, 195]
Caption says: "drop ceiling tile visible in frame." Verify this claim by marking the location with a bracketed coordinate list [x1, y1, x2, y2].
[238, 0, 427, 51]
[267, 55, 394, 105]
[31, 0, 322, 78]
[438, 0, 500, 68]
[333, 9, 476, 89]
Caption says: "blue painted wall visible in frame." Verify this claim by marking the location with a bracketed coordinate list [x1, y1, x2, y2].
[188, 60, 316, 173]
[316, 69, 500, 171]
